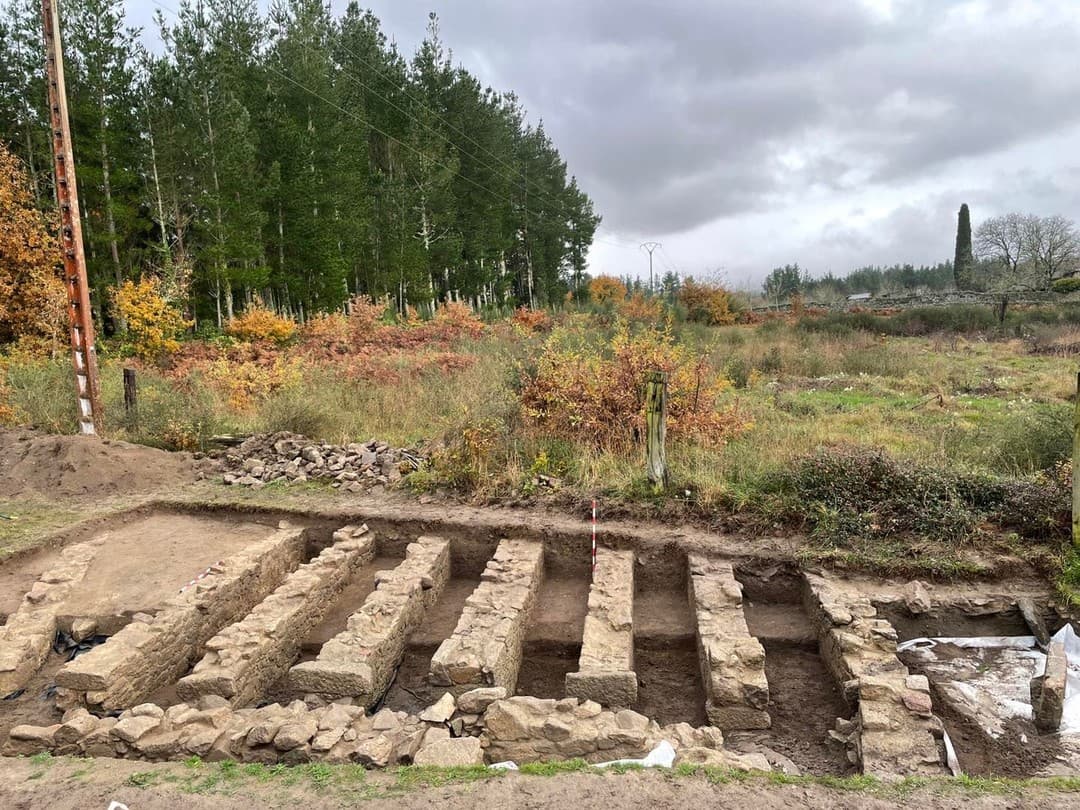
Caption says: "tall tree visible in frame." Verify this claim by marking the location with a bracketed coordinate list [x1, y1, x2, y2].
[953, 203, 974, 290]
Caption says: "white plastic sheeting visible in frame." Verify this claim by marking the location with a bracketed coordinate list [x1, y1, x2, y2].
[896, 625, 1080, 736]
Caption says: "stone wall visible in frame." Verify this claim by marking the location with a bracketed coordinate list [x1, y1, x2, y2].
[55, 524, 308, 711]
[3, 691, 770, 772]
[0, 538, 102, 697]
[565, 549, 636, 707]
[176, 525, 375, 707]
[289, 535, 450, 705]
[687, 554, 770, 730]
[802, 571, 950, 779]
[430, 539, 544, 691]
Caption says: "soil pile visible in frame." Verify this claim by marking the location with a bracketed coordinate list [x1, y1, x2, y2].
[0, 428, 196, 499]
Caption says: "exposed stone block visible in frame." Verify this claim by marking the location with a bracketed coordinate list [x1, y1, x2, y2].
[687, 554, 770, 730]
[55, 525, 308, 711]
[566, 548, 637, 707]
[430, 539, 544, 691]
[177, 525, 375, 706]
[290, 536, 450, 705]
[1035, 641, 1067, 732]
[0, 538, 101, 696]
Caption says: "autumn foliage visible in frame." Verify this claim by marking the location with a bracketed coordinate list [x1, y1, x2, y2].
[678, 279, 737, 325]
[226, 306, 297, 344]
[520, 323, 749, 448]
[588, 275, 627, 305]
[0, 144, 66, 346]
[114, 277, 191, 361]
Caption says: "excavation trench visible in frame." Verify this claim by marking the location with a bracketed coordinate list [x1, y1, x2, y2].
[735, 568, 853, 776]
[886, 602, 1074, 778]
[515, 556, 590, 699]
[633, 545, 707, 726]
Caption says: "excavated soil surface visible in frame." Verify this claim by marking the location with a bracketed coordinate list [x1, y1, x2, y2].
[0, 427, 198, 500]
[0, 512, 285, 622]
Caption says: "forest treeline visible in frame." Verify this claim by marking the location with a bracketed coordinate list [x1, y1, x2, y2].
[0, 0, 600, 328]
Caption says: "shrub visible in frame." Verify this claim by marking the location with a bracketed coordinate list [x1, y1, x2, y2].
[1053, 277, 1080, 294]
[431, 301, 485, 338]
[513, 307, 553, 333]
[764, 446, 1068, 546]
[225, 307, 296, 344]
[588, 275, 627, 306]
[519, 322, 747, 449]
[678, 279, 736, 325]
[618, 291, 663, 322]
[0, 143, 67, 346]
[114, 278, 191, 361]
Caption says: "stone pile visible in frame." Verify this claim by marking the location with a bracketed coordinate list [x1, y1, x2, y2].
[3, 690, 772, 773]
[219, 432, 425, 491]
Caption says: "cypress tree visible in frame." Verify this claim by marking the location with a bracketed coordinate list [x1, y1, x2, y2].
[954, 203, 974, 290]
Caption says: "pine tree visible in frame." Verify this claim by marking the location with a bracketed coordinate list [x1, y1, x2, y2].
[954, 203, 974, 290]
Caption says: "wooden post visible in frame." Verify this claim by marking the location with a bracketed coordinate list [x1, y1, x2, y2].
[1073, 371, 1080, 549]
[645, 370, 668, 494]
[123, 367, 137, 422]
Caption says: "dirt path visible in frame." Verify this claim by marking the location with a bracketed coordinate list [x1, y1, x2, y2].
[0, 756, 1076, 810]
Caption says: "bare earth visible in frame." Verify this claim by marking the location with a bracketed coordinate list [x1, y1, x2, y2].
[0, 756, 1074, 810]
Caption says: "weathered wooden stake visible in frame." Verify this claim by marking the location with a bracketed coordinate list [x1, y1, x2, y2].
[1073, 371, 1080, 549]
[645, 370, 668, 494]
[123, 367, 137, 421]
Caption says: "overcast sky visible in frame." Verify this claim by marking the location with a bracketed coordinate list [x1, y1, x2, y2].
[129, 0, 1080, 289]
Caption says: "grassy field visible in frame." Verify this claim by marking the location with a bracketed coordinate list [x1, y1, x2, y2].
[3, 303, 1079, 591]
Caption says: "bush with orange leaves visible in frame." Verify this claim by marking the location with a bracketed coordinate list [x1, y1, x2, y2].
[618, 290, 663, 322]
[588, 275, 627, 306]
[226, 306, 297, 345]
[678, 278, 736, 326]
[114, 277, 192, 361]
[520, 322, 749, 449]
[0, 143, 66, 346]
[512, 306, 553, 333]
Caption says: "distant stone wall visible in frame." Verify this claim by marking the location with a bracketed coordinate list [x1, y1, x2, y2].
[752, 289, 1061, 314]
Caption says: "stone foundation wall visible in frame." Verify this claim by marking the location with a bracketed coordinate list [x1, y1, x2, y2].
[430, 539, 544, 691]
[3, 691, 769, 773]
[176, 525, 375, 707]
[802, 572, 950, 779]
[54, 524, 308, 711]
[687, 554, 770, 730]
[289, 535, 450, 705]
[565, 549, 636, 707]
[0, 538, 102, 696]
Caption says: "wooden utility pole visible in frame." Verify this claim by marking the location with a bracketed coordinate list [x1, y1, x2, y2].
[1073, 371, 1080, 548]
[645, 370, 668, 494]
[42, 0, 103, 435]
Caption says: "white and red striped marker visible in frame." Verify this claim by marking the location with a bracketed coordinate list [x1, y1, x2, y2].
[591, 499, 597, 578]
[179, 560, 224, 594]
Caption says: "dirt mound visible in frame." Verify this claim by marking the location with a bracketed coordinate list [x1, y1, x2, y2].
[0, 428, 196, 500]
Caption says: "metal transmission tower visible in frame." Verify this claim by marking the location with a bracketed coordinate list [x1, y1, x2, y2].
[41, 0, 102, 434]
[640, 241, 661, 292]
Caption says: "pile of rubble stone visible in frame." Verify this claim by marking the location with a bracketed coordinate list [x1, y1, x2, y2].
[217, 433, 425, 492]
